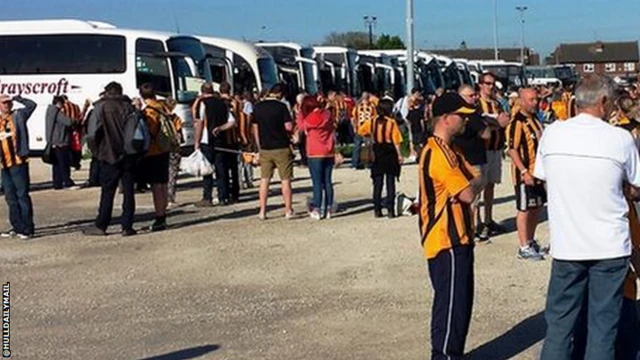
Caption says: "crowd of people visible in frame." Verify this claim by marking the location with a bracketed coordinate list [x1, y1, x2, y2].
[0, 70, 638, 358]
[418, 75, 640, 359]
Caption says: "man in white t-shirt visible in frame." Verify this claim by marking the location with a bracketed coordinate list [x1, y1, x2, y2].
[535, 75, 640, 359]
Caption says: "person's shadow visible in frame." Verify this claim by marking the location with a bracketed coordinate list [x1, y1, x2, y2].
[467, 312, 546, 360]
[139, 344, 220, 360]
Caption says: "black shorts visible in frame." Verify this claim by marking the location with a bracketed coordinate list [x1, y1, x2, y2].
[515, 181, 547, 211]
[137, 153, 170, 184]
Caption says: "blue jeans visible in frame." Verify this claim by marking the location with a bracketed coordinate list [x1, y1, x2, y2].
[1, 163, 34, 235]
[352, 135, 364, 168]
[308, 157, 334, 214]
[541, 257, 630, 360]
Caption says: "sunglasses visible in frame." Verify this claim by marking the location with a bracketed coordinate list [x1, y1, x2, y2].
[1, 101, 11, 104]
[482, 82, 495, 86]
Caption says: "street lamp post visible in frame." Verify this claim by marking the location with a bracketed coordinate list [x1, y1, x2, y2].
[493, 0, 499, 60]
[516, 6, 528, 65]
[364, 15, 377, 49]
[406, 0, 415, 93]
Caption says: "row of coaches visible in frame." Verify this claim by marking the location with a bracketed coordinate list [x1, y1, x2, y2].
[0, 19, 518, 152]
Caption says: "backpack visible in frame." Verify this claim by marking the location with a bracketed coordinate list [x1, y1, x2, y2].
[124, 108, 151, 155]
[146, 106, 180, 153]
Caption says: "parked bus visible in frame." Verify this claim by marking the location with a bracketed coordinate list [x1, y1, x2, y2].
[356, 53, 380, 95]
[526, 66, 563, 87]
[477, 60, 527, 90]
[416, 52, 445, 95]
[358, 51, 398, 98]
[312, 46, 360, 97]
[453, 58, 476, 87]
[360, 50, 421, 97]
[433, 54, 463, 91]
[197, 36, 279, 95]
[0, 19, 212, 151]
[257, 42, 318, 100]
[552, 64, 578, 87]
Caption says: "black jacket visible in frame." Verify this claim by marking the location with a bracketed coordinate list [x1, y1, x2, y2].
[86, 95, 135, 165]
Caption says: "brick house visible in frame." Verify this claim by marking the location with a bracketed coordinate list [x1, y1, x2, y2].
[549, 41, 639, 78]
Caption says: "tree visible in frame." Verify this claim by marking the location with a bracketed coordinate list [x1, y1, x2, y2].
[322, 31, 373, 50]
[376, 34, 405, 50]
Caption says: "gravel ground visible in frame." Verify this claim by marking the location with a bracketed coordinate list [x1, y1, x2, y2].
[1, 159, 555, 359]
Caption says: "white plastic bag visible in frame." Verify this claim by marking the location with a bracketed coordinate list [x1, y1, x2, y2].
[180, 150, 214, 177]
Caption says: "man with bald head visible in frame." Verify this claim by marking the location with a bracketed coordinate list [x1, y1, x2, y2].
[505, 87, 546, 261]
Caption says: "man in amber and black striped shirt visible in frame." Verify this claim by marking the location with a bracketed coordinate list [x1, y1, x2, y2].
[476, 72, 511, 241]
[0, 94, 37, 240]
[419, 93, 482, 360]
[506, 88, 547, 261]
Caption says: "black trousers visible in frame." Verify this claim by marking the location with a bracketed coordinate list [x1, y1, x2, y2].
[88, 157, 101, 186]
[95, 157, 136, 231]
[428, 246, 475, 360]
[201, 145, 216, 202]
[224, 152, 240, 201]
[373, 173, 396, 214]
[52, 147, 73, 189]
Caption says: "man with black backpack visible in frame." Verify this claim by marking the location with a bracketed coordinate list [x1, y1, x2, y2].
[137, 83, 179, 231]
[84, 82, 146, 237]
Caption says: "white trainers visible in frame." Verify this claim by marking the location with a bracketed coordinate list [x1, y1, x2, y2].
[17, 233, 31, 240]
[1, 230, 16, 238]
[309, 210, 321, 220]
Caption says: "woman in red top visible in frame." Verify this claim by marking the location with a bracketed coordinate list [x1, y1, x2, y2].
[300, 95, 336, 220]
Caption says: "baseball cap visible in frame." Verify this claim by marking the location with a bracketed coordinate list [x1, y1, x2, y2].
[0, 95, 11, 103]
[432, 93, 476, 118]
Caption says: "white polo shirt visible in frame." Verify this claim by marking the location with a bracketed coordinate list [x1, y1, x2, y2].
[534, 113, 640, 261]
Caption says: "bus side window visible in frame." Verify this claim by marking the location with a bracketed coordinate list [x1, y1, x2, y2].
[135, 38, 172, 98]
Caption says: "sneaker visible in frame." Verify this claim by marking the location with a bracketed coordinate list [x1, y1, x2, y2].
[194, 200, 214, 208]
[309, 210, 321, 220]
[167, 202, 179, 210]
[517, 246, 544, 261]
[122, 228, 137, 237]
[1, 230, 16, 238]
[17, 233, 32, 240]
[65, 185, 81, 191]
[285, 210, 295, 220]
[83, 226, 106, 236]
[476, 224, 490, 242]
[530, 239, 550, 256]
[258, 213, 267, 221]
[374, 211, 383, 218]
[487, 221, 507, 235]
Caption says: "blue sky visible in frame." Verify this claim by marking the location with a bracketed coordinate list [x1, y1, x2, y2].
[4, 0, 640, 57]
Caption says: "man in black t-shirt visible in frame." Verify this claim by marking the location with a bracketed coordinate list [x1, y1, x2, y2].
[252, 84, 294, 220]
[454, 85, 490, 169]
[454, 85, 491, 241]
